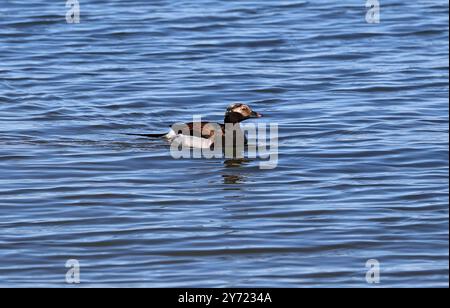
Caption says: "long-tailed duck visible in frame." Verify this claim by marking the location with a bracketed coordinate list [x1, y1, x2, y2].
[128, 103, 263, 149]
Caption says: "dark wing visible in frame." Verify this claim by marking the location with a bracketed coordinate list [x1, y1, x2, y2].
[171, 122, 225, 140]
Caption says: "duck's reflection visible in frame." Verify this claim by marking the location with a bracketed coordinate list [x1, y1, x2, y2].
[222, 174, 245, 185]
[222, 158, 252, 185]
[224, 158, 251, 168]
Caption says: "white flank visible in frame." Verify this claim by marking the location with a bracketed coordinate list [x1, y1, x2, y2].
[166, 129, 212, 149]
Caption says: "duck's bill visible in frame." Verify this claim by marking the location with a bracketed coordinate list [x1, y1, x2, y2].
[250, 111, 263, 118]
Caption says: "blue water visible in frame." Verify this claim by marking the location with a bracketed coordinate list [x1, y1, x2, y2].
[0, 0, 448, 287]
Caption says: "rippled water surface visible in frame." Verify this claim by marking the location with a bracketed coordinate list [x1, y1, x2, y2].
[0, 0, 448, 287]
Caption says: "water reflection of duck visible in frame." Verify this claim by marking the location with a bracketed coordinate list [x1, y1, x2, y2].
[222, 174, 245, 185]
[127, 104, 263, 149]
[222, 158, 251, 185]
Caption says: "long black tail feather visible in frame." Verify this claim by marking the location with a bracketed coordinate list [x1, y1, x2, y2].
[125, 133, 167, 138]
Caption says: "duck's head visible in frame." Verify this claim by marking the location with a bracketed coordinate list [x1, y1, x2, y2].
[224, 103, 263, 124]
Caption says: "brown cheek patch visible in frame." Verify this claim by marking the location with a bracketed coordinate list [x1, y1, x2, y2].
[234, 106, 252, 117]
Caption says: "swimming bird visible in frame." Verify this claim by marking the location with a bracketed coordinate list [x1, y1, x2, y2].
[128, 103, 263, 149]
